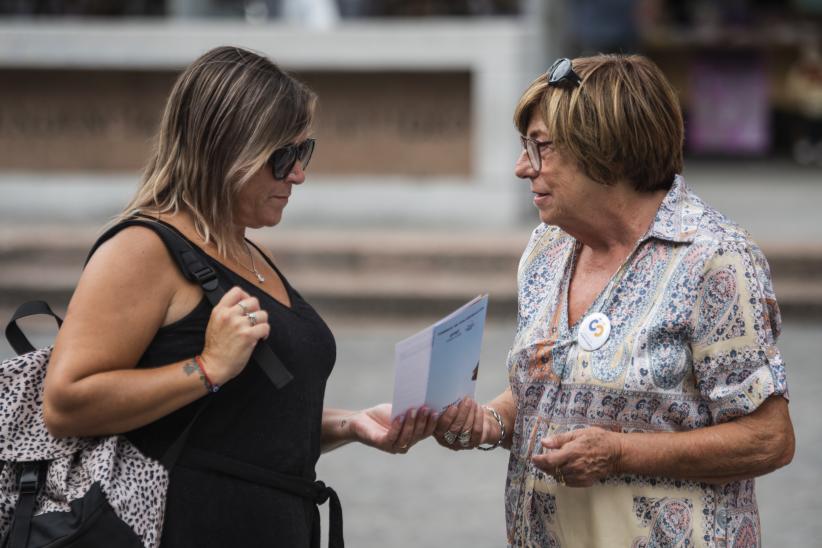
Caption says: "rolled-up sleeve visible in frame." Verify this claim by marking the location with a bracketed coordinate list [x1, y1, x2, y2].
[690, 240, 788, 424]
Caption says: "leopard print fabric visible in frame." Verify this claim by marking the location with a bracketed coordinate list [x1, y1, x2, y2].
[0, 346, 169, 548]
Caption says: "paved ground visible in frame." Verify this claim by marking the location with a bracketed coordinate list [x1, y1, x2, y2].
[1, 312, 818, 547]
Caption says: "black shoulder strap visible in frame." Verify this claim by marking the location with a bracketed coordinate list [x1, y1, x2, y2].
[4, 301, 63, 355]
[87, 218, 294, 390]
[87, 218, 221, 294]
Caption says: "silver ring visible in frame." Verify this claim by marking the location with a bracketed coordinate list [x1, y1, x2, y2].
[443, 431, 457, 445]
[238, 302, 249, 314]
[246, 312, 258, 326]
[458, 431, 471, 447]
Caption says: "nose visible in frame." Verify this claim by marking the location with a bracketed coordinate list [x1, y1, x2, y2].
[288, 161, 306, 185]
[514, 149, 536, 180]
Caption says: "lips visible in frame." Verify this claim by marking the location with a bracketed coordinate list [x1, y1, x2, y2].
[532, 190, 552, 207]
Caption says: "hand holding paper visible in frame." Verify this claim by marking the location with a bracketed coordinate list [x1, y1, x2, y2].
[346, 404, 438, 454]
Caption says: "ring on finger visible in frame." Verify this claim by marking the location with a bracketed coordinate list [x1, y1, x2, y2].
[238, 302, 249, 314]
[458, 430, 471, 447]
[246, 312, 258, 326]
[443, 430, 457, 445]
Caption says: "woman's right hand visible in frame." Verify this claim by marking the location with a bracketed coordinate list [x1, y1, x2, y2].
[433, 397, 491, 451]
[200, 286, 271, 385]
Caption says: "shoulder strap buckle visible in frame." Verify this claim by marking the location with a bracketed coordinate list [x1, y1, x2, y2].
[192, 266, 215, 283]
[183, 252, 220, 293]
[18, 464, 40, 495]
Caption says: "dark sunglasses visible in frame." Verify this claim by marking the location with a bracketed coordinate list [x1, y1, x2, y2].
[520, 135, 553, 172]
[546, 58, 581, 88]
[268, 138, 315, 180]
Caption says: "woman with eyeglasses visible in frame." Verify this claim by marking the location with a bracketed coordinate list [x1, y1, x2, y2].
[433, 54, 794, 546]
[42, 46, 434, 547]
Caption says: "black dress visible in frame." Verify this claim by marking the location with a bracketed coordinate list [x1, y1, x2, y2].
[123, 233, 336, 547]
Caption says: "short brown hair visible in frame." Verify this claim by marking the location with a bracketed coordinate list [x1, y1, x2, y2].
[117, 46, 317, 258]
[514, 54, 683, 192]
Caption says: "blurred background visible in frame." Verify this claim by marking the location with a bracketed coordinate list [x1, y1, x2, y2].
[0, 1, 820, 546]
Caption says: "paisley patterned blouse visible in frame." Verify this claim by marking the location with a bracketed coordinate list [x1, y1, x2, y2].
[505, 176, 788, 547]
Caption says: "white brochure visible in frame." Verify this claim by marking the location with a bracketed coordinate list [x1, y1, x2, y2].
[391, 295, 489, 420]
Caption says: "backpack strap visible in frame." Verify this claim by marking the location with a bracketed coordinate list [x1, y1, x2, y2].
[88, 217, 294, 390]
[87, 218, 221, 296]
[4, 301, 63, 356]
[6, 463, 40, 548]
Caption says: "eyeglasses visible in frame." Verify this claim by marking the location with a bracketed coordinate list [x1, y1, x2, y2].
[268, 138, 315, 180]
[520, 135, 553, 172]
[546, 58, 581, 88]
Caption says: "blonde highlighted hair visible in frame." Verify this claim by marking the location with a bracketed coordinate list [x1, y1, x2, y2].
[514, 53, 683, 192]
[116, 46, 317, 258]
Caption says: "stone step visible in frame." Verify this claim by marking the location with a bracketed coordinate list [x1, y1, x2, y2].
[1, 225, 820, 320]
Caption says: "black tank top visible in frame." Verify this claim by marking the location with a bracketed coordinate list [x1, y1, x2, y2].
[119, 228, 336, 547]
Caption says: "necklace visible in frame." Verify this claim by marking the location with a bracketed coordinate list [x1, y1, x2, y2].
[238, 241, 265, 283]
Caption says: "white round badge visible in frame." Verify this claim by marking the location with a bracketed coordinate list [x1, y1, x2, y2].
[577, 312, 611, 351]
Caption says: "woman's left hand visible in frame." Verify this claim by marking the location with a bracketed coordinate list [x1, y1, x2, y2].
[531, 426, 623, 487]
[348, 404, 437, 454]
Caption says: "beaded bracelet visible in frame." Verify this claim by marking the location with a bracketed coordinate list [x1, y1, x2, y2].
[194, 355, 220, 394]
[477, 405, 505, 451]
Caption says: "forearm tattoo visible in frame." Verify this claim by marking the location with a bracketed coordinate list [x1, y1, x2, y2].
[183, 359, 210, 391]
[339, 413, 357, 433]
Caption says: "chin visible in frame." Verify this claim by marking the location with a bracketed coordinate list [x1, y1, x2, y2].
[259, 207, 285, 228]
[537, 210, 555, 225]
[536, 203, 568, 227]
[245, 215, 282, 229]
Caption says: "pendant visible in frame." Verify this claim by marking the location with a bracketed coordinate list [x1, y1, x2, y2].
[255, 272, 265, 283]
[577, 312, 611, 351]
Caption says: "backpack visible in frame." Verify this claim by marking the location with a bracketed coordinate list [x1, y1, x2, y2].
[0, 218, 295, 548]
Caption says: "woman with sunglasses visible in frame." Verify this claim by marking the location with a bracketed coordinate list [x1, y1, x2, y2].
[42, 46, 434, 547]
[433, 54, 794, 546]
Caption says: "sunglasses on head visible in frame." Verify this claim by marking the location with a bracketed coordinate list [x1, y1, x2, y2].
[267, 138, 316, 180]
[546, 58, 581, 88]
